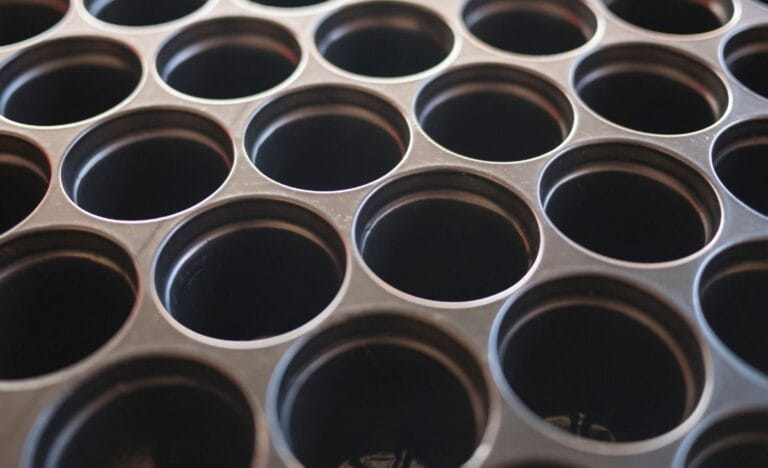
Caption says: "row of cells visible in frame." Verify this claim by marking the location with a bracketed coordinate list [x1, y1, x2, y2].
[10, 267, 768, 466]
[1, 159, 768, 415]
[11, 0, 768, 47]
[4, 1, 768, 128]
[5, 0, 768, 52]
[1, 81, 768, 256]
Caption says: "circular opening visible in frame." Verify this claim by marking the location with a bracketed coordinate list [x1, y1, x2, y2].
[699, 241, 768, 377]
[0, 230, 137, 380]
[724, 26, 768, 100]
[356, 170, 539, 302]
[85, 0, 206, 26]
[416, 64, 573, 162]
[463, 0, 597, 55]
[272, 313, 489, 467]
[541, 143, 720, 263]
[62, 108, 233, 221]
[712, 119, 768, 216]
[603, 0, 733, 35]
[684, 412, 768, 467]
[0, 0, 68, 46]
[315, 1, 454, 78]
[155, 199, 346, 341]
[250, 0, 327, 6]
[0, 135, 50, 233]
[574, 45, 728, 135]
[27, 357, 257, 468]
[246, 86, 409, 191]
[494, 276, 705, 442]
[157, 17, 301, 100]
[0, 37, 141, 126]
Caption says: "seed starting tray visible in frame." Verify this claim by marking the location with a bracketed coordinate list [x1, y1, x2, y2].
[1, 0, 768, 467]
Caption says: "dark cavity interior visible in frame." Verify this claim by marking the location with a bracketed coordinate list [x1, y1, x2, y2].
[360, 197, 532, 301]
[464, 0, 595, 55]
[0, 160, 48, 232]
[282, 343, 480, 467]
[158, 20, 300, 100]
[30, 359, 255, 468]
[0, 235, 136, 380]
[162, 44, 296, 100]
[254, 114, 402, 191]
[577, 70, 720, 134]
[714, 134, 768, 216]
[686, 414, 768, 468]
[0, 40, 141, 126]
[725, 30, 768, 100]
[163, 222, 343, 341]
[0, 0, 68, 46]
[690, 437, 768, 468]
[729, 51, 768, 99]
[545, 170, 708, 262]
[0, 138, 50, 234]
[316, 3, 453, 77]
[65, 114, 232, 221]
[500, 303, 692, 442]
[85, 0, 206, 26]
[701, 253, 768, 376]
[419, 82, 569, 162]
[605, 0, 731, 34]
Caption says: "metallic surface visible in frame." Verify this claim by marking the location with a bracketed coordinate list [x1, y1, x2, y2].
[1, 0, 768, 467]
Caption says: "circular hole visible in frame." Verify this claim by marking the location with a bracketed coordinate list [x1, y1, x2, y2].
[0, 230, 137, 380]
[699, 241, 768, 376]
[250, 0, 327, 6]
[157, 17, 301, 100]
[724, 26, 768, 100]
[155, 199, 346, 341]
[0, 0, 68, 46]
[574, 44, 728, 134]
[245, 86, 408, 191]
[416, 64, 573, 162]
[0, 37, 141, 126]
[315, 1, 454, 78]
[684, 412, 768, 468]
[85, 0, 206, 26]
[713, 119, 768, 216]
[0, 135, 50, 233]
[463, 0, 597, 55]
[356, 170, 539, 302]
[27, 357, 257, 468]
[541, 143, 720, 263]
[272, 313, 489, 467]
[603, 0, 733, 35]
[62, 108, 232, 221]
[494, 276, 705, 442]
